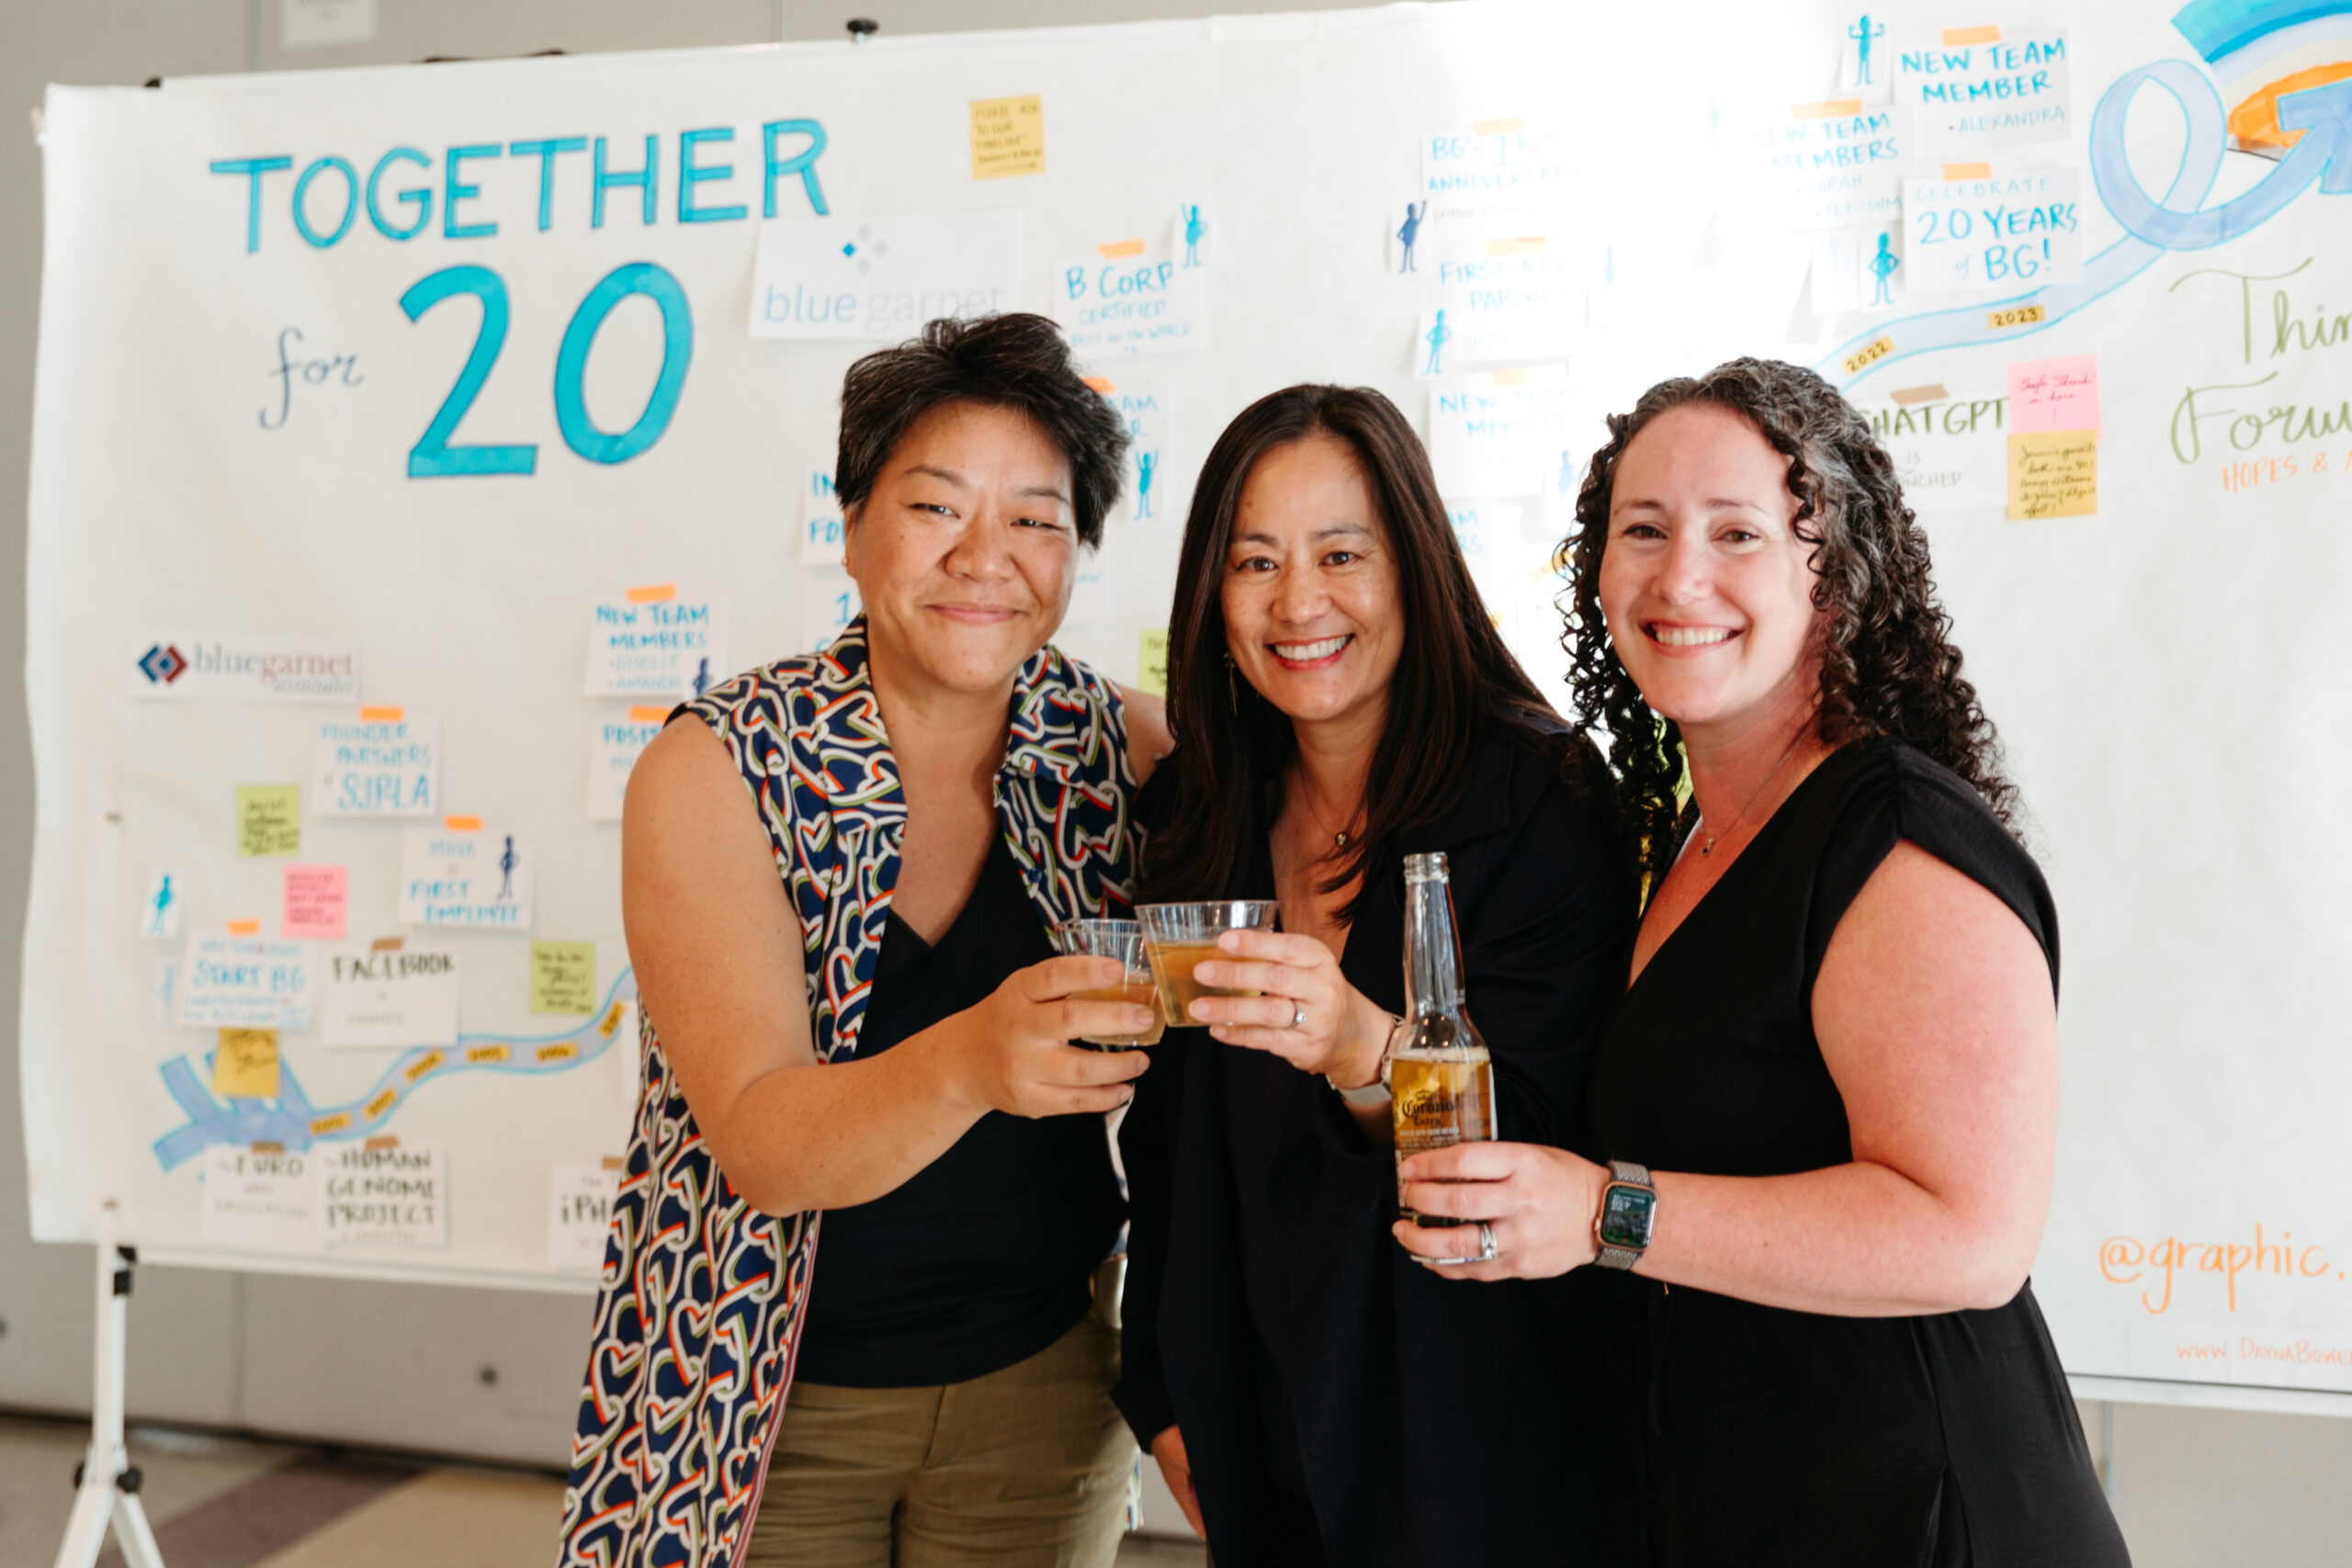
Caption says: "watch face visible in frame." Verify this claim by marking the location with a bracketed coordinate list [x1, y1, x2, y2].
[1599, 1183, 1657, 1249]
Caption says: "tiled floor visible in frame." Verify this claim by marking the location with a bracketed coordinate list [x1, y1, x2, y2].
[0, 1412, 1206, 1568]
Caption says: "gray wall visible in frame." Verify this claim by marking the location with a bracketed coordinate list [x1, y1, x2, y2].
[0, 3, 2347, 1562]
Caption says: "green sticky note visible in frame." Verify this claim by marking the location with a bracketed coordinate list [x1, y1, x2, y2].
[530, 941, 597, 1016]
[235, 785, 302, 858]
[1138, 628, 1170, 698]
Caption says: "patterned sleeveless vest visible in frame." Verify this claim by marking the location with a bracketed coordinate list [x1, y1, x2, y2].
[558, 620, 1139, 1568]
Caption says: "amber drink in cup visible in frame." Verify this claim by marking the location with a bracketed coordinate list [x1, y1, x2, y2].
[1052, 919, 1165, 1050]
[1136, 901, 1280, 1024]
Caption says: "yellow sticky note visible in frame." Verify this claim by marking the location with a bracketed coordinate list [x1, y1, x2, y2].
[2007, 432, 2098, 520]
[213, 1029, 280, 1098]
[969, 95, 1045, 180]
[530, 941, 598, 1016]
[1138, 629, 1170, 698]
[235, 785, 302, 858]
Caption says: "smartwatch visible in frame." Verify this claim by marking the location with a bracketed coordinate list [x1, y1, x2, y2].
[1594, 1159, 1657, 1270]
[1328, 1013, 1401, 1108]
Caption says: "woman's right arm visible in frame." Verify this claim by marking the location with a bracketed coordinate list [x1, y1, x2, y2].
[624, 719, 1152, 1218]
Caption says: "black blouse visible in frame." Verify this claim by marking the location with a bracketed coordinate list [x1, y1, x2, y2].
[1586, 737, 2129, 1567]
[1117, 729, 1640, 1568]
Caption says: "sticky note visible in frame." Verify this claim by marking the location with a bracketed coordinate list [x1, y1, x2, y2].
[141, 872, 183, 939]
[200, 1145, 322, 1254]
[282, 864, 348, 941]
[321, 1145, 449, 1248]
[2007, 354, 2099, 433]
[1138, 629, 1170, 697]
[531, 941, 597, 1015]
[322, 942, 460, 1048]
[2007, 432, 2098, 519]
[968, 95, 1045, 179]
[213, 1028, 281, 1099]
[548, 1163, 624, 1271]
[236, 785, 302, 857]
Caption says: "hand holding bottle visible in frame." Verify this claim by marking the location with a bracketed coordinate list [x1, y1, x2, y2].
[1184, 929, 1391, 1087]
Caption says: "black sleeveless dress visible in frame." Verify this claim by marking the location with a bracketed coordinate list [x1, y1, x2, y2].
[1585, 738, 2130, 1568]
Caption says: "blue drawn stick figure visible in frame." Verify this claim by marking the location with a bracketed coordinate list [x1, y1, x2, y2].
[1849, 15, 1885, 85]
[1136, 451, 1158, 519]
[1555, 448, 1577, 500]
[1868, 231, 1900, 306]
[147, 874, 175, 936]
[1183, 207, 1204, 267]
[692, 657, 711, 697]
[1396, 201, 1425, 273]
[1423, 310, 1452, 376]
[498, 836, 518, 901]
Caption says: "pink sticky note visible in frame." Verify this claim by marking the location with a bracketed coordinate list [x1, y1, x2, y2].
[2007, 354, 2099, 434]
[282, 863, 348, 941]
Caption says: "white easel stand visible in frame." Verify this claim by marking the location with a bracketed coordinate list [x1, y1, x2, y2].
[51, 1202, 166, 1568]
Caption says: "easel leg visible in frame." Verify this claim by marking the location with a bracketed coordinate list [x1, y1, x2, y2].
[51, 1202, 167, 1568]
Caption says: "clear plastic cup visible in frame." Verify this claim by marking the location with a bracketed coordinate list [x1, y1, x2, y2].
[1051, 919, 1166, 1050]
[1136, 901, 1279, 1025]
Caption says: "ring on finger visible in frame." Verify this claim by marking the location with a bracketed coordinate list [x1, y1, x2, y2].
[1478, 1221, 1498, 1262]
[1288, 998, 1304, 1030]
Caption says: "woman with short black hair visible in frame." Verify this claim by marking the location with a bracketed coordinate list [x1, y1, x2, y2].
[560, 313, 1170, 1568]
[1395, 358, 2130, 1565]
[1116, 383, 1635, 1566]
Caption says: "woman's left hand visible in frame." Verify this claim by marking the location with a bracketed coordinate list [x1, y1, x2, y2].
[1391, 1141, 1607, 1280]
[1186, 929, 1391, 1087]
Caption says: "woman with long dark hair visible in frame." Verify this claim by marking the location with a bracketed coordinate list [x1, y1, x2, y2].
[1394, 359, 2130, 1565]
[1114, 384, 1634, 1566]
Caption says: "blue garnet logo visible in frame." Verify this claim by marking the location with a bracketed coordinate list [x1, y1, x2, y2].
[137, 644, 188, 685]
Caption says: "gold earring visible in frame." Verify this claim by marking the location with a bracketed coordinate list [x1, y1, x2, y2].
[1223, 651, 1238, 712]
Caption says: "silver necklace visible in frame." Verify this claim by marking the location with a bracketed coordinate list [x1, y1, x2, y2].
[1698, 728, 1809, 857]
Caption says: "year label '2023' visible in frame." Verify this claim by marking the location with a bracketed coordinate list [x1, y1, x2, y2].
[399, 262, 693, 478]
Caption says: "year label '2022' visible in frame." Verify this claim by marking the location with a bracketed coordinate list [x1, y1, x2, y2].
[399, 262, 693, 478]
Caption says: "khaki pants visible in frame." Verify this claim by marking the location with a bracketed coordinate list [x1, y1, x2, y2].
[745, 1292, 1136, 1567]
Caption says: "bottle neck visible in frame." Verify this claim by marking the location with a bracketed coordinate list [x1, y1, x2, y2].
[1403, 874, 1466, 1019]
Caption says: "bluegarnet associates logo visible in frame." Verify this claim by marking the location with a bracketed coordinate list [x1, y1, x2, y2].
[137, 644, 189, 685]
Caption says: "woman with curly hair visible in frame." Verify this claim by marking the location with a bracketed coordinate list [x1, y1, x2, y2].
[1391, 358, 2130, 1565]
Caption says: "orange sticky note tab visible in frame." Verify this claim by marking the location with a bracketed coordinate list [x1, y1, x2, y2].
[365, 1134, 401, 1152]
[624, 584, 675, 604]
[1484, 236, 1547, 257]
[444, 815, 483, 832]
[358, 705, 404, 722]
[213, 1029, 279, 1098]
[1792, 99, 1865, 119]
[1491, 367, 1530, 388]
[628, 705, 670, 724]
[227, 919, 260, 936]
[1941, 161, 1994, 180]
[1472, 115, 1527, 136]
[1096, 239, 1147, 259]
[1889, 384, 1949, 406]
[1942, 24, 2001, 45]
[1081, 376, 1115, 393]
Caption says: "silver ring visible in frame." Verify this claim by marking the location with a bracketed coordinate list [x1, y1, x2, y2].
[1289, 998, 1304, 1030]
[1478, 1222, 1498, 1262]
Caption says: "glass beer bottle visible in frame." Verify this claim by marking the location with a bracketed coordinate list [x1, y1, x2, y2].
[1389, 852, 1498, 1225]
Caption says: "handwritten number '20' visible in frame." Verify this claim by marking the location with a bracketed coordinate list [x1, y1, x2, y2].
[397, 263, 694, 478]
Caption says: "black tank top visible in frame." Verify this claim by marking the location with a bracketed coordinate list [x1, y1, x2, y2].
[1585, 738, 2129, 1567]
[795, 836, 1126, 1388]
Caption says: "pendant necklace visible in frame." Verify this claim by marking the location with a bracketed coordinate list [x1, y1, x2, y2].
[1699, 728, 1809, 858]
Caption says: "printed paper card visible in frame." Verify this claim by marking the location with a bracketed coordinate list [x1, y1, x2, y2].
[1050, 236, 1206, 360]
[1898, 28, 2071, 156]
[398, 820, 533, 931]
[548, 1163, 623, 1271]
[1902, 165, 2083, 294]
[801, 470, 844, 564]
[587, 708, 666, 822]
[750, 209, 1024, 340]
[1415, 240, 1582, 378]
[281, 864, 347, 941]
[322, 942, 460, 1048]
[1812, 224, 1908, 315]
[178, 932, 314, 1030]
[200, 1145, 324, 1253]
[1418, 116, 1573, 237]
[1427, 366, 1584, 498]
[1092, 381, 1176, 524]
[1742, 101, 1906, 231]
[803, 574, 861, 651]
[585, 587, 729, 701]
[321, 1145, 449, 1248]
[312, 710, 437, 818]
[1852, 388, 2009, 511]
